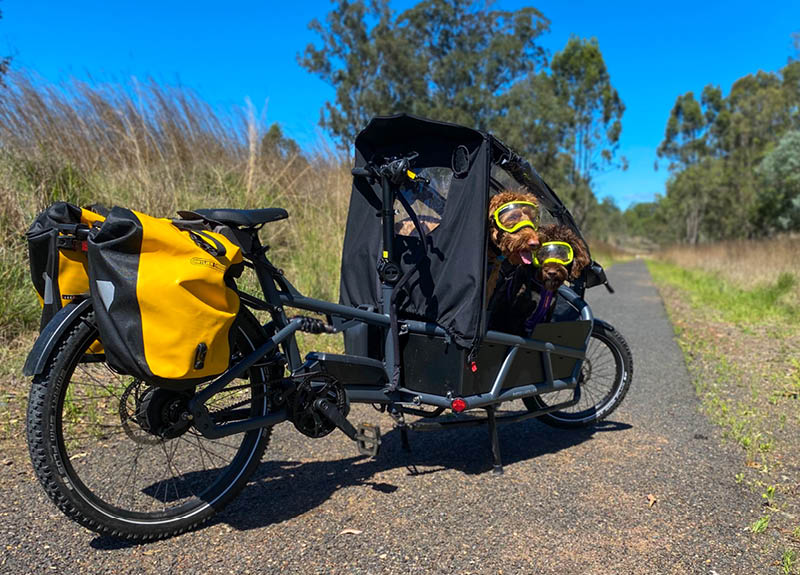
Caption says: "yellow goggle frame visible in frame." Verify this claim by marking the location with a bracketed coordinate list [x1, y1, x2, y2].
[533, 241, 574, 267]
[492, 201, 540, 233]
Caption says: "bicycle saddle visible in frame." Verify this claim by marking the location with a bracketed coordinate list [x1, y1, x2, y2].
[193, 208, 288, 228]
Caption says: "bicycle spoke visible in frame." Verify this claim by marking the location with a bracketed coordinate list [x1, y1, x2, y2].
[36, 311, 275, 538]
[114, 444, 143, 507]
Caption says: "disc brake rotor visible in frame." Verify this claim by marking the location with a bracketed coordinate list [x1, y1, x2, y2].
[119, 379, 162, 445]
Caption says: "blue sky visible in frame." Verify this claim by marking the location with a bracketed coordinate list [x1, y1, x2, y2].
[2, 1, 798, 208]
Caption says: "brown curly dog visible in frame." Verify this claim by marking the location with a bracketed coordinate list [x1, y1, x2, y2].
[486, 190, 541, 298]
[488, 224, 590, 336]
[536, 224, 591, 291]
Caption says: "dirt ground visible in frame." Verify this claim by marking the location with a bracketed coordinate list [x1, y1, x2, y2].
[0, 262, 779, 574]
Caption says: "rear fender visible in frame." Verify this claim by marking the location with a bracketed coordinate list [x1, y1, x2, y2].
[23, 298, 93, 377]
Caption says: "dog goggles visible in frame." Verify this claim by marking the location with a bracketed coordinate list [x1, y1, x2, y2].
[533, 241, 574, 267]
[492, 201, 540, 233]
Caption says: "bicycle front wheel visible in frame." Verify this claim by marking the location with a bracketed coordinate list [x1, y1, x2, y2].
[524, 321, 633, 428]
[27, 307, 279, 540]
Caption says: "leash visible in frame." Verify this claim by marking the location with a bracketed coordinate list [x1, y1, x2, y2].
[523, 275, 554, 336]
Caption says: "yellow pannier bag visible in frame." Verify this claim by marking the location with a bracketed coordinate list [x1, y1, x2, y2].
[27, 202, 107, 338]
[87, 207, 244, 387]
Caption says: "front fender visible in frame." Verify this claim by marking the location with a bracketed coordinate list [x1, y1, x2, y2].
[23, 298, 93, 377]
[593, 317, 615, 332]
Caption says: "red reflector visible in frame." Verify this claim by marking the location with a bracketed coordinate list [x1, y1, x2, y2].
[451, 398, 467, 413]
[470, 361, 477, 373]
[81, 241, 89, 252]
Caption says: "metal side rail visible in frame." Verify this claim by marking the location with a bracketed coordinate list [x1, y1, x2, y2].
[407, 387, 581, 432]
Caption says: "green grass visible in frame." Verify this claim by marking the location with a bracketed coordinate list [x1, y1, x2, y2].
[650, 256, 800, 567]
[647, 260, 800, 326]
[587, 239, 632, 270]
[783, 549, 798, 575]
[751, 514, 770, 534]
[0, 73, 354, 353]
[0, 237, 41, 343]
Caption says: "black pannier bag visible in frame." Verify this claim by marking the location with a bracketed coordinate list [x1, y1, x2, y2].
[87, 207, 244, 388]
[27, 202, 107, 330]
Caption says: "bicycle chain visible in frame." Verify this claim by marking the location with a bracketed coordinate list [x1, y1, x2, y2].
[204, 376, 285, 417]
[204, 369, 329, 417]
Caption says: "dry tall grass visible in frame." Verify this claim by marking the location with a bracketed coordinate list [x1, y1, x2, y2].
[0, 72, 351, 342]
[657, 236, 800, 307]
[0, 71, 633, 345]
[585, 238, 632, 268]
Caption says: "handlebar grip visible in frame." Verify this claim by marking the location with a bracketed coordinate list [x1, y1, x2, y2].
[351, 167, 371, 177]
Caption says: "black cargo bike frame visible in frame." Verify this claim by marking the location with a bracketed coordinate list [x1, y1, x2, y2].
[22, 114, 627, 541]
[179, 114, 600, 472]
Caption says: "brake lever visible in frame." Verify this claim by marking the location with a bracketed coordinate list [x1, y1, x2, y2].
[408, 170, 430, 185]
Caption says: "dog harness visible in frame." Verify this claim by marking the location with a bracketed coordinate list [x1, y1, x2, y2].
[486, 253, 505, 281]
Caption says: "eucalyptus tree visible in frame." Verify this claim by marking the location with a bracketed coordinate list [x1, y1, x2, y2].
[299, 0, 549, 146]
[756, 130, 800, 233]
[548, 37, 625, 228]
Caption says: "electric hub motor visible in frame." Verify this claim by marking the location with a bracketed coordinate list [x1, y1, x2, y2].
[121, 380, 192, 441]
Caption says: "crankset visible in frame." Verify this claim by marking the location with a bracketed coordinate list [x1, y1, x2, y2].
[287, 373, 381, 455]
[290, 374, 349, 438]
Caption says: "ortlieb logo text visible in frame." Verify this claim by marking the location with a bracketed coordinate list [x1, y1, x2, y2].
[190, 257, 224, 272]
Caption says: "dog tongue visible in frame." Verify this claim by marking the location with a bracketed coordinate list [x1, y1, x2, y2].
[520, 250, 533, 265]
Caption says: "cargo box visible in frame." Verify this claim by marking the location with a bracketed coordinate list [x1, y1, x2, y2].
[400, 320, 591, 396]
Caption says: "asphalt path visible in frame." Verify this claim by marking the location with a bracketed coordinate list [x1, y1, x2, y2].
[0, 261, 769, 574]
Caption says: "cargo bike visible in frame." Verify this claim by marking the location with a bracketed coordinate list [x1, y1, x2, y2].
[23, 115, 632, 540]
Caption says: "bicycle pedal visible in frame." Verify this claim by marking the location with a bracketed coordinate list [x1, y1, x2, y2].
[356, 423, 381, 457]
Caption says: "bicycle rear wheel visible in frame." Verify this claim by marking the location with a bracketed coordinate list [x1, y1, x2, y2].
[27, 307, 279, 540]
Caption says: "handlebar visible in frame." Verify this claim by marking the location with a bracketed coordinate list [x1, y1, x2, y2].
[351, 167, 372, 178]
[351, 152, 426, 186]
[584, 261, 614, 293]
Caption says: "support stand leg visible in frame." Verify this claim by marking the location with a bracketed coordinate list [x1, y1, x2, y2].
[487, 405, 503, 475]
[388, 406, 411, 453]
[400, 425, 411, 452]
[388, 407, 418, 475]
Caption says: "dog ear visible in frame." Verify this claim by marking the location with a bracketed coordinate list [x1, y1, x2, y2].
[488, 192, 516, 244]
[569, 234, 591, 279]
[536, 223, 555, 244]
[489, 226, 501, 247]
[488, 191, 512, 215]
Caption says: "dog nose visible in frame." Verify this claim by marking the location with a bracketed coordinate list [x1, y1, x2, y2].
[528, 238, 539, 248]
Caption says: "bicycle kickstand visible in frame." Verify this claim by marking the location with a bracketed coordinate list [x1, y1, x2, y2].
[487, 405, 503, 475]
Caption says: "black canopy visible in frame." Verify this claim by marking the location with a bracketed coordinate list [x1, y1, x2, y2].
[339, 114, 584, 350]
